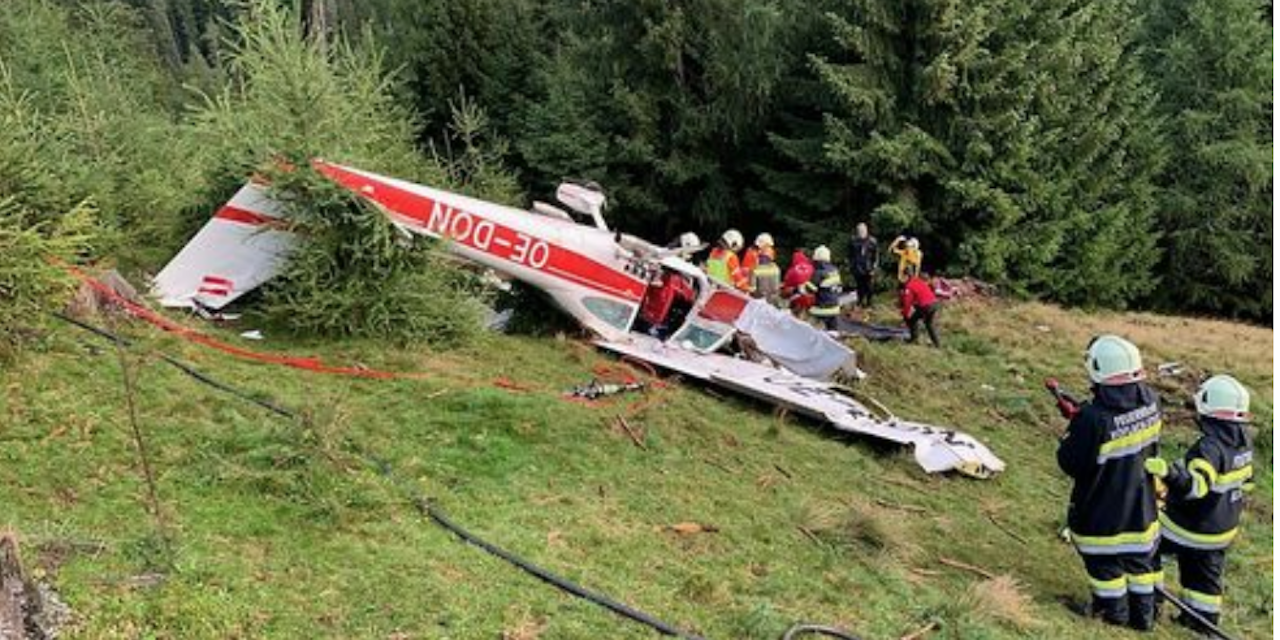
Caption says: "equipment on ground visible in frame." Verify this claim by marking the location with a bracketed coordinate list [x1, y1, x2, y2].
[568, 379, 646, 400]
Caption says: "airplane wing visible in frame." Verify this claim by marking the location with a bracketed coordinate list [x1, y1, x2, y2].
[152, 181, 295, 309]
[595, 336, 1005, 478]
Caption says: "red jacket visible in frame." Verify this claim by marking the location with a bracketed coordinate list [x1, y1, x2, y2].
[640, 271, 695, 326]
[783, 250, 814, 292]
[899, 276, 937, 319]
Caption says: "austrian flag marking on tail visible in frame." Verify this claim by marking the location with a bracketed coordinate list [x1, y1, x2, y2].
[196, 276, 234, 298]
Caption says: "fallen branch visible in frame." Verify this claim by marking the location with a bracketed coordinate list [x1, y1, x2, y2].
[702, 458, 736, 474]
[878, 476, 929, 495]
[875, 498, 928, 514]
[615, 416, 648, 451]
[938, 556, 997, 580]
[797, 526, 824, 547]
[899, 620, 938, 640]
[985, 512, 1029, 546]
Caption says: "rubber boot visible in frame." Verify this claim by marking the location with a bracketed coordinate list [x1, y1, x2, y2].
[1091, 595, 1129, 627]
[1128, 593, 1156, 632]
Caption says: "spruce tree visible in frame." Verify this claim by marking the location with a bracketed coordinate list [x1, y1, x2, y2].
[1142, 0, 1273, 319]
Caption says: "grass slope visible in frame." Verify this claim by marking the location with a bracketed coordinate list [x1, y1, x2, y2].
[0, 299, 1272, 639]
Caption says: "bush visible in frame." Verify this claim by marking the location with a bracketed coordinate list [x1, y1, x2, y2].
[0, 197, 95, 356]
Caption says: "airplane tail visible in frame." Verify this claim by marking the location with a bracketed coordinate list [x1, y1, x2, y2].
[151, 180, 295, 310]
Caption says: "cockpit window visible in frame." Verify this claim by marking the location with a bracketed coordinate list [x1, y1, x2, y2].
[582, 296, 635, 331]
[669, 323, 727, 351]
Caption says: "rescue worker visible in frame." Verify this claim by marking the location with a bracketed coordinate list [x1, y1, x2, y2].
[802, 245, 842, 330]
[847, 223, 878, 307]
[747, 233, 782, 304]
[782, 248, 815, 316]
[889, 236, 923, 283]
[638, 269, 696, 338]
[898, 274, 940, 347]
[1056, 335, 1162, 631]
[706, 229, 749, 291]
[672, 231, 704, 255]
[1146, 374, 1254, 632]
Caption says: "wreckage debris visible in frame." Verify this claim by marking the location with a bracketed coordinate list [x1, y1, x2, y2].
[933, 276, 998, 301]
[568, 379, 645, 401]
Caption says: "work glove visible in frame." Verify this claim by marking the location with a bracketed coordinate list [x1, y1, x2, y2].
[1144, 457, 1169, 478]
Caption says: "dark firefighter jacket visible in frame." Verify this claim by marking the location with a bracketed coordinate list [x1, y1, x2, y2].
[1161, 417, 1254, 550]
[802, 261, 842, 316]
[1056, 382, 1162, 554]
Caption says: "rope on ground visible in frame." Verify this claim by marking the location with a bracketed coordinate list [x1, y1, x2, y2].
[52, 312, 298, 419]
[56, 261, 429, 380]
[367, 456, 708, 640]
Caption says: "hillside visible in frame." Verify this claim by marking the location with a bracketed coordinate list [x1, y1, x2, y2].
[0, 298, 1272, 639]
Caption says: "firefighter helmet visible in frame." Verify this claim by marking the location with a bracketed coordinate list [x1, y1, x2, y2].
[755, 233, 774, 248]
[1195, 374, 1251, 422]
[1085, 335, 1145, 385]
[813, 245, 832, 263]
[721, 229, 744, 252]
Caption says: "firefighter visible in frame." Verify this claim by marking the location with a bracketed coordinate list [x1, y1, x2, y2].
[1146, 374, 1254, 632]
[889, 236, 923, 283]
[803, 245, 842, 330]
[782, 248, 815, 315]
[899, 274, 940, 347]
[706, 229, 748, 291]
[1056, 335, 1163, 631]
[747, 233, 782, 304]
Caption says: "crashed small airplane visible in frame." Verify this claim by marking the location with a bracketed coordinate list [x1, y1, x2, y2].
[153, 161, 1005, 478]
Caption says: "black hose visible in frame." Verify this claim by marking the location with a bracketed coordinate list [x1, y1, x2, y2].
[780, 624, 862, 640]
[1156, 585, 1241, 640]
[368, 456, 707, 640]
[51, 312, 297, 419]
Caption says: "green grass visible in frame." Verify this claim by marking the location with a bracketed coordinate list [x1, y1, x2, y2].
[0, 299, 1272, 639]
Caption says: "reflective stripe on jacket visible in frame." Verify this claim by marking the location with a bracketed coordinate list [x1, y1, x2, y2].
[1160, 417, 1253, 550]
[804, 261, 842, 316]
[1057, 382, 1162, 554]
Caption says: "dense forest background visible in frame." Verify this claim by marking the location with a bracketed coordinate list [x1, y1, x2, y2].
[0, 0, 1272, 334]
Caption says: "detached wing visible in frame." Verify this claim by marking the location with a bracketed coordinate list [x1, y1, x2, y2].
[152, 181, 295, 309]
[596, 336, 1005, 478]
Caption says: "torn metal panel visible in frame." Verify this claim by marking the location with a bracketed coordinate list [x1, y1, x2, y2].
[596, 336, 1005, 478]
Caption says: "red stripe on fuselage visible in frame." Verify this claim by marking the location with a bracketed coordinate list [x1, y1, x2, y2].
[214, 205, 275, 227]
[315, 162, 646, 302]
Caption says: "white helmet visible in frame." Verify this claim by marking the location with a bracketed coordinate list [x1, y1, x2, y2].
[1195, 374, 1251, 422]
[906, 237, 920, 250]
[721, 229, 744, 251]
[755, 233, 774, 248]
[813, 245, 832, 263]
[678, 232, 702, 250]
[1085, 335, 1144, 385]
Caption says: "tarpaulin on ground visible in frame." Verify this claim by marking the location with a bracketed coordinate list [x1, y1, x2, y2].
[732, 299, 852, 380]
